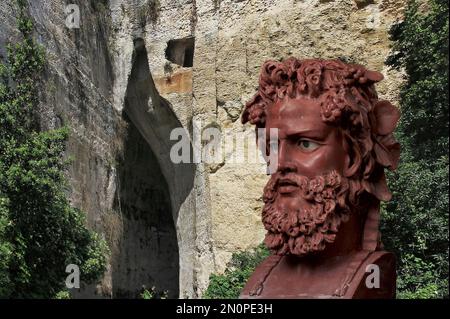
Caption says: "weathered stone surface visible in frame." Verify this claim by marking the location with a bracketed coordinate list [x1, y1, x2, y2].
[0, 0, 406, 298]
[154, 70, 193, 95]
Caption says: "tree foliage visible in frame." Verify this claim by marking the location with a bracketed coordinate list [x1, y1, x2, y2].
[0, 1, 108, 298]
[382, 0, 449, 299]
[386, 0, 449, 161]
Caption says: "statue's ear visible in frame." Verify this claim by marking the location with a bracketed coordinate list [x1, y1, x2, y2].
[373, 101, 400, 135]
[343, 137, 361, 178]
[344, 155, 360, 178]
[362, 171, 392, 202]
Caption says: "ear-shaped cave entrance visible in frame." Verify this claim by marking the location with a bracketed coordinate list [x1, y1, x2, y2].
[112, 38, 190, 298]
[113, 114, 178, 298]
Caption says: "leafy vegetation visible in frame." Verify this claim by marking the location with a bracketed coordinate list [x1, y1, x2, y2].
[203, 244, 269, 299]
[0, 0, 108, 298]
[140, 286, 169, 299]
[382, 0, 449, 299]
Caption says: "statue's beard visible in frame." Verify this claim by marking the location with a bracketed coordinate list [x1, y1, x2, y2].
[262, 170, 351, 257]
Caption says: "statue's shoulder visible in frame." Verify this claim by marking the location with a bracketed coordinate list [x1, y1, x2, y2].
[240, 255, 282, 298]
[345, 250, 396, 299]
[240, 250, 396, 299]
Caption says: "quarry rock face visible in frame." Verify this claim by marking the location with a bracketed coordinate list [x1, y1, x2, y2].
[0, 0, 406, 298]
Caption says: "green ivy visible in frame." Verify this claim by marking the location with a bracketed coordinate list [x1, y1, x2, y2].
[0, 1, 108, 298]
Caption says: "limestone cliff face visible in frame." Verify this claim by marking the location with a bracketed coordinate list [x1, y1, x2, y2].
[0, 0, 406, 298]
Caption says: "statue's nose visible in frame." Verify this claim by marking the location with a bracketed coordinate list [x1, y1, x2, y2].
[276, 141, 297, 174]
[277, 161, 297, 174]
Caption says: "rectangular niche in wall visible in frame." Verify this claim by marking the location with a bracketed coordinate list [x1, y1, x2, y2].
[165, 37, 195, 67]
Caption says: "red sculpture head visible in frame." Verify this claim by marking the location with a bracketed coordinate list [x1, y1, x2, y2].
[242, 58, 400, 258]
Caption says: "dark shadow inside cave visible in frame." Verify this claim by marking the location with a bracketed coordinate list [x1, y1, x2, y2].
[112, 113, 179, 298]
[110, 38, 192, 299]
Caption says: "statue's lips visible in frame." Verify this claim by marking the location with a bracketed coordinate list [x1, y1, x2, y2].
[277, 178, 298, 194]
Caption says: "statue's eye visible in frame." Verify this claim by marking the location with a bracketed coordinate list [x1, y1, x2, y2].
[297, 139, 320, 151]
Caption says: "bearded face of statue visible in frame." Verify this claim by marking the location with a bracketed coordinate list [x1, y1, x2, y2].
[240, 58, 401, 299]
[262, 96, 354, 257]
[243, 58, 401, 259]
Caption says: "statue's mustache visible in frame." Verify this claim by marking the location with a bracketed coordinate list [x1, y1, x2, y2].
[272, 173, 303, 195]
[270, 173, 299, 188]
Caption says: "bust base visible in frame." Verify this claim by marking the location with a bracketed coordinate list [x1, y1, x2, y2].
[240, 250, 396, 299]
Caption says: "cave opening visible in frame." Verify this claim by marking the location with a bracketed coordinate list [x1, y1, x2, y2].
[112, 39, 180, 298]
[165, 37, 195, 67]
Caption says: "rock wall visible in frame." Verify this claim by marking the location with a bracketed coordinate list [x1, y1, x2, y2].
[0, 0, 406, 298]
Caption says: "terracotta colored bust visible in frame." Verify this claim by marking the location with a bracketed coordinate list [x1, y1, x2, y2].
[240, 58, 400, 299]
